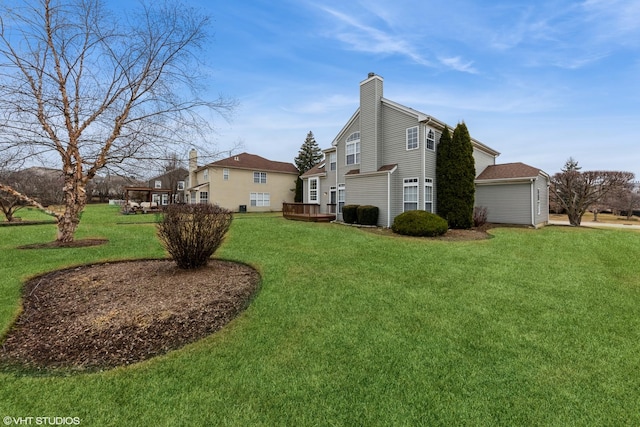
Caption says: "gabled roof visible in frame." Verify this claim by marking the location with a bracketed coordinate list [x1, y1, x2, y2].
[149, 167, 188, 182]
[476, 162, 547, 181]
[300, 162, 326, 178]
[330, 102, 500, 157]
[200, 152, 298, 175]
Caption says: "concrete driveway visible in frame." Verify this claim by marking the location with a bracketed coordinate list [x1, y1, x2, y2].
[549, 219, 640, 230]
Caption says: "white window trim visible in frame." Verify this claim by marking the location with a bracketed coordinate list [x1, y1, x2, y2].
[177, 181, 185, 191]
[406, 126, 419, 150]
[346, 132, 361, 165]
[425, 178, 433, 213]
[253, 171, 267, 184]
[425, 128, 435, 151]
[223, 168, 229, 181]
[250, 192, 270, 207]
[154, 180, 162, 189]
[199, 191, 208, 204]
[403, 177, 419, 212]
[329, 152, 337, 171]
[338, 183, 345, 213]
[308, 177, 319, 203]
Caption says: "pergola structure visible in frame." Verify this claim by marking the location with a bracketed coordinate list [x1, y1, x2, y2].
[123, 186, 173, 213]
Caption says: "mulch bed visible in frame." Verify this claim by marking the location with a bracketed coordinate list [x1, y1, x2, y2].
[0, 259, 260, 372]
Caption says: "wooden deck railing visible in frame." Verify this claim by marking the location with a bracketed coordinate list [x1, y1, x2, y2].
[282, 202, 320, 218]
[282, 203, 336, 222]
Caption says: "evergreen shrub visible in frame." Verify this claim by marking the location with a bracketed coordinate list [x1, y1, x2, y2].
[157, 203, 233, 269]
[357, 205, 379, 226]
[391, 210, 448, 237]
[342, 205, 359, 224]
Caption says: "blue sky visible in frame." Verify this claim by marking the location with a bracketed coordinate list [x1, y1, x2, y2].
[193, 0, 639, 177]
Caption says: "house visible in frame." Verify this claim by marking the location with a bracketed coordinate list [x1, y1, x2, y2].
[301, 73, 549, 228]
[122, 168, 188, 213]
[147, 167, 189, 205]
[187, 150, 298, 212]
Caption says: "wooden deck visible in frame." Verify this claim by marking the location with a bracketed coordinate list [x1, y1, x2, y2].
[282, 203, 336, 222]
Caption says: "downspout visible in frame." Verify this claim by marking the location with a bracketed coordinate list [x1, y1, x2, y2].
[387, 171, 392, 228]
[422, 118, 431, 211]
[530, 178, 535, 227]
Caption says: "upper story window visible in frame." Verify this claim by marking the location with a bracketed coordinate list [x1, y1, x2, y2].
[203, 169, 208, 180]
[346, 132, 361, 165]
[329, 152, 337, 171]
[154, 180, 162, 189]
[253, 171, 267, 184]
[406, 126, 419, 150]
[425, 128, 435, 151]
[223, 168, 229, 181]
[177, 181, 185, 191]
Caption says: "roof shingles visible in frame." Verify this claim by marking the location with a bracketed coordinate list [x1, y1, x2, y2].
[476, 162, 542, 180]
[201, 152, 298, 174]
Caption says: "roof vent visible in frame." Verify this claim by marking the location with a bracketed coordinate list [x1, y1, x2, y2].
[368, 72, 375, 78]
[234, 156, 239, 161]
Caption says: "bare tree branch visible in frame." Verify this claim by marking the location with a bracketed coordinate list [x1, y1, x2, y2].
[0, 0, 235, 241]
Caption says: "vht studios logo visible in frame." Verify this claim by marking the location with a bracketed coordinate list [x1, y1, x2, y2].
[3, 417, 81, 426]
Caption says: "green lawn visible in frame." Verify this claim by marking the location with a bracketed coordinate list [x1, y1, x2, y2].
[1, 205, 639, 426]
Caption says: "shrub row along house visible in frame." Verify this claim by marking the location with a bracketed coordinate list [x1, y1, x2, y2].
[301, 73, 550, 228]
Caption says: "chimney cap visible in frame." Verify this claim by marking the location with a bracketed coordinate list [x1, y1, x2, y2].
[368, 72, 375, 78]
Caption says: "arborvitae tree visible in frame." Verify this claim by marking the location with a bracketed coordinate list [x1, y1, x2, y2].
[436, 123, 475, 229]
[294, 131, 323, 202]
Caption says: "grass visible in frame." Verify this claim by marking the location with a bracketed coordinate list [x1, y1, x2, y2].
[1, 205, 640, 425]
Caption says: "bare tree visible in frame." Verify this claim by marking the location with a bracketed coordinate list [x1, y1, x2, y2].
[0, 0, 234, 242]
[551, 158, 634, 226]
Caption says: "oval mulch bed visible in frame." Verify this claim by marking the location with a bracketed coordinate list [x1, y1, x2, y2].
[0, 259, 260, 372]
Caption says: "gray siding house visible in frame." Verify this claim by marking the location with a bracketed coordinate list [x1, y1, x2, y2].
[301, 73, 549, 228]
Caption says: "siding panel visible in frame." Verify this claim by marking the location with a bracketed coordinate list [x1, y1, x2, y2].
[475, 183, 532, 225]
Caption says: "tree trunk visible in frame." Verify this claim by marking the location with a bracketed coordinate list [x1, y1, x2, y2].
[57, 176, 87, 243]
[567, 211, 582, 226]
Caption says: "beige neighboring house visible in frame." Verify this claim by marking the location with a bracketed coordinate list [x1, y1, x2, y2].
[187, 150, 298, 212]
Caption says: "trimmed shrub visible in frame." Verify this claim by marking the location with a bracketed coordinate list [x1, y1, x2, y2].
[342, 204, 359, 224]
[357, 205, 379, 226]
[391, 210, 448, 237]
[157, 203, 233, 269]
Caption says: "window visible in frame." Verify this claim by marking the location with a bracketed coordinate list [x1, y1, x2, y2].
[203, 169, 208, 180]
[154, 180, 162, 189]
[253, 171, 267, 183]
[425, 178, 433, 212]
[407, 126, 418, 150]
[190, 193, 196, 204]
[330, 186, 337, 213]
[223, 168, 229, 181]
[338, 184, 345, 213]
[346, 132, 360, 165]
[177, 181, 185, 191]
[161, 194, 169, 205]
[537, 188, 541, 215]
[425, 128, 435, 151]
[152, 194, 160, 204]
[199, 191, 208, 204]
[250, 192, 270, 207]
[403, 178, 419, 211]
[309, 178, 318, 203]
[329, 152, 336, 171]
